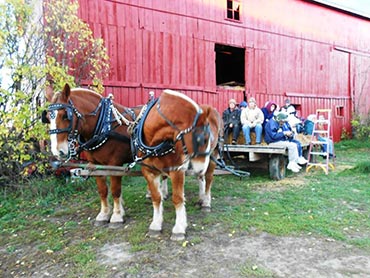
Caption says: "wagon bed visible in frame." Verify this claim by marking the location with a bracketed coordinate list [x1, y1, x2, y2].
[223, 134, 311, 180]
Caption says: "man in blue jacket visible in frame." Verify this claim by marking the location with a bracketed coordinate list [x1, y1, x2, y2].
[264, 112, 304, 172]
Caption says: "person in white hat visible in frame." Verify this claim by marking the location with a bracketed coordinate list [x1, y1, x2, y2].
[264, 112, 306, 172]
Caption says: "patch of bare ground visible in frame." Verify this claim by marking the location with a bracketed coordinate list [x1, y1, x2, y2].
[95, 228, 370, 278]
[2, 222, 370, 278]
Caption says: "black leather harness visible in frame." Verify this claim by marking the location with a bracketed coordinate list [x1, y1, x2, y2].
[130, 96, 211, 173]
[45, 96, 134, 160]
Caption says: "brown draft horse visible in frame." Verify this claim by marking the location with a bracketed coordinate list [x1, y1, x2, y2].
[42, 83, 165, 227]
[133, 89, 222, 240]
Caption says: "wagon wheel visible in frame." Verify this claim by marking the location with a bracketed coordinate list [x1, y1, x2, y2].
[269, 154, 287, 180]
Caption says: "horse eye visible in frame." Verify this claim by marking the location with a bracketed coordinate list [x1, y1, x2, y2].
[62, 113, 69, 120]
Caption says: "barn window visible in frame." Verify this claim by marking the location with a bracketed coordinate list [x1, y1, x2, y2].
[215, 44, 245, 87]
[336, 105, 344, 117]
[226, 0, 241, 21]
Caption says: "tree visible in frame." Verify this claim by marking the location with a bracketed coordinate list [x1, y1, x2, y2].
[0, 0, 110, 183]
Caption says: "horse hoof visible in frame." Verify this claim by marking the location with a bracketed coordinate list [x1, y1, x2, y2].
[94, 220, 109, 227]
[109, 221, 125, 229]
[201, 206, 211, 212]
[147, 229, 162, 239]
[170, 233, 186, 241]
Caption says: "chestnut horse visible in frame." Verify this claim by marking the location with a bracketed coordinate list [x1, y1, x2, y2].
[42, 83, 165, 227]
[131, 89, 223, 240]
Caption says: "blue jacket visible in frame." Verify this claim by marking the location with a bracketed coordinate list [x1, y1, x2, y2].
[264, 119, 286, 144]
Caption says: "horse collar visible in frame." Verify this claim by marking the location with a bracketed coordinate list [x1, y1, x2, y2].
[77, 97, 115, 152]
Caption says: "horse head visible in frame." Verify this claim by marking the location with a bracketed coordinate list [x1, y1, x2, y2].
[42, 83, 101, 160]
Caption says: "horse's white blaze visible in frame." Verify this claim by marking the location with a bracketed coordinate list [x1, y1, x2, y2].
[163, 89, 200, 112]
[49, 111, 59, 157]
[50, 110, 68, 157]
[172, 203, 187, 235]
[49, 109, 69, 157]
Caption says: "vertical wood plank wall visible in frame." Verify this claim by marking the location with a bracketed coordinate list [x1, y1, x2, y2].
[77, 0, 370, 141]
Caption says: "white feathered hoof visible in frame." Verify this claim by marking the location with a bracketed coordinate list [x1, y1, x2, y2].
[94, 220, 109, 227]
[170, 232, 186, 241]
[147, 229, 162, 239]
[201, 206, 211, 213]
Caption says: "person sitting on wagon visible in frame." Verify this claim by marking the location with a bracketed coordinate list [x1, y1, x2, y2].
[281, 118, 308, 165]
[264, 112, 306, 173]
[261, 101, 278, 129]
[222, 98, 241, 145]
[241, 97, 264, 145]
[281, 98, 295, 113]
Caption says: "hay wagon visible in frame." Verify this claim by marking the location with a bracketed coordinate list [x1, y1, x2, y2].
[223, 133, 311, 180]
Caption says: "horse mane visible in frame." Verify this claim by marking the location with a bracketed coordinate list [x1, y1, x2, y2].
[163, 89, 200, 112]
[71, 87, 102, 97]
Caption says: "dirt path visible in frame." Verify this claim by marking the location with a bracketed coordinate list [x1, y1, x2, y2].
[98, 229, 370, 278]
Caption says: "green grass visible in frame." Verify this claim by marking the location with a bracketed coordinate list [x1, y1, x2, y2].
[239, 259, 275, 278]
[0, 139, 369, 276]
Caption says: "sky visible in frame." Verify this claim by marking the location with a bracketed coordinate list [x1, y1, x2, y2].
[312, 0, 370, 18]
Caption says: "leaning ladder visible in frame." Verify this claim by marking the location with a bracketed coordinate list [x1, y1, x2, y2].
[306, 109, 335, 175]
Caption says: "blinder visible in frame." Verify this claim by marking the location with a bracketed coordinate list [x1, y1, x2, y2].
[192, 124, 211, 155]
[41, 110, 49, 124]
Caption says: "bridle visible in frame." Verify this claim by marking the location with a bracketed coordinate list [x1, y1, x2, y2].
[42, 99, 83, 161]
[46, 100, 83, 135]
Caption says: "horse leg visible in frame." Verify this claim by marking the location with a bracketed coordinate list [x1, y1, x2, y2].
[147, 174, 164, 238]
[109, 176, 125, 228]
[170, 171, 187, 241]
[146, 175, 169, 200]
[95, 176, 111, 226]
[198, 159, 216, 212]
[160, 176, 169, 200]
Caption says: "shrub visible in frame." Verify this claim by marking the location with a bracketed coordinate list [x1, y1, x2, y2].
[351, 112, 370, 140]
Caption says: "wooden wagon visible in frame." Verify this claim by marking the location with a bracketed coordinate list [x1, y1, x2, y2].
[223, 133, 311, 180]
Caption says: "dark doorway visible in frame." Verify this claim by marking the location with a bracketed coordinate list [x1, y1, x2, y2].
[215, 44, 245, 87]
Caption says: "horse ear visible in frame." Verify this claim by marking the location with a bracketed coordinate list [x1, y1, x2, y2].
[45, 85, 54, 102]
[62, 83, 71, 100]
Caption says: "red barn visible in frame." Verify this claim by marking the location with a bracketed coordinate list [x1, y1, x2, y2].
[77, 0, 370, 142]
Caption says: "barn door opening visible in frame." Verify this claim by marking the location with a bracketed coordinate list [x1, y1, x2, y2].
[215, 44, 245, 88]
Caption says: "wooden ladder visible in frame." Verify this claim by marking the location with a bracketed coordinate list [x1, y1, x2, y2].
[306, 109, 335, 175]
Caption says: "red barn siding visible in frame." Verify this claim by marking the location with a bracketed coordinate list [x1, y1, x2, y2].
[77, 0, 370, 141]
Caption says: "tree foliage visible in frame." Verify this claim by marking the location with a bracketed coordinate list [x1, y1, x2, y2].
[0, 0, 110, 184]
